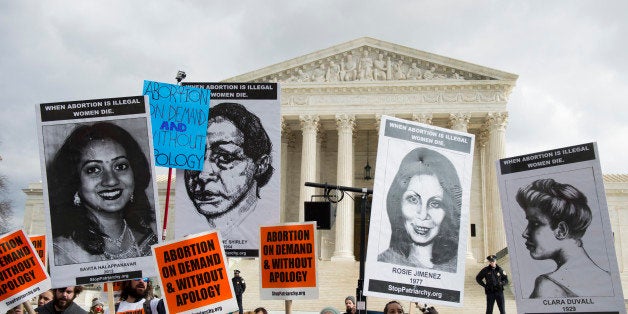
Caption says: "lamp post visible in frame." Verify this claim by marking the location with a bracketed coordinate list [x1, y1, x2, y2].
[305, 182, 372, 314]
[175, 70, 187, 84]
[364, 131, 372, 181]
[162, 70, 187, 241]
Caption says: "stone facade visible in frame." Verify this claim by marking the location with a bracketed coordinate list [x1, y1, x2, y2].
[20, 38, 628, 313]
[225, 37, 518, 262]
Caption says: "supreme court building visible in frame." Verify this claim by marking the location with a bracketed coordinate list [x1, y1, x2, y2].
[22, 38, 628, 313]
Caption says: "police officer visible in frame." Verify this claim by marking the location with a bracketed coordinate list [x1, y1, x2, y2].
[232, 270, 246, 314]
[476, 255, 508, 314]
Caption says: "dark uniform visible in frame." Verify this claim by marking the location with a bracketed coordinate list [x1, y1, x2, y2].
[476, 255, 508, 314]
[232, 270, 246, 314]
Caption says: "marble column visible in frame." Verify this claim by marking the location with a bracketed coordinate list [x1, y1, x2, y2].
[448, 113, 474, 260]
[375, 114, 383, 132]
[484, 112, 508, 255]
[449, 112, 470, 132]
[478, 130, 490, 258]
[412, 113, 433, 125]
[332, 114, 356, 260]
[280, 117, 289, 223]
[316, 129, 327, 183]
[299, 115, 319, 222]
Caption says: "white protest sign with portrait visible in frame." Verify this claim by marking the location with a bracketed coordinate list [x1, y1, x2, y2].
[175, 83, 281, 258]
[497, 143, 625, 314]
[364, 116, 474, 307]
[36, 96, 161, 287]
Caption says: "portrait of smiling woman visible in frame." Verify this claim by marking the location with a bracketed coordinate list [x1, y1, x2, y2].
[47, 121, 158, 265]
[378, 147, 462, 272]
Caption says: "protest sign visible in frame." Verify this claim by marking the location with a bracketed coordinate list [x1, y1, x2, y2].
[497, 143, 625, 314]
[36, 95, 161, 287]
[175, 83, 281, 257]
[152, 231, 237, 314]
[102, 281, 123, 292]
[29, 235, 46, 267]
[142, 81, 211, 171]
[0, 229, 51, 313]
[259, 222, 318, 300]
[364, 116, 475, 307]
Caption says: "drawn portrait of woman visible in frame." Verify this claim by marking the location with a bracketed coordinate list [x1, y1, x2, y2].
[183, 102, 273, 232]
[47, 121, 157, 265]
[517, 178, 612, 298]
[378, 147, 461, 272]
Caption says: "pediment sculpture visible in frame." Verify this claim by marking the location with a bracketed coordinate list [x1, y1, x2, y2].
[251, 46, 494, 84]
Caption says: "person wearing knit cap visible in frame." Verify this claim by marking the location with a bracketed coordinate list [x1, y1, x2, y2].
[343, 296, 356, 314]
[321, 306, 340, 314]
[89, 298, 104, 314]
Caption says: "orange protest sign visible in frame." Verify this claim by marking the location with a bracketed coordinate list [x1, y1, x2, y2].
[102, 281, 123, 292]
[260, 223, 318, 299]
[152, 232, 235, 313]
[29, 235, 46, 267]
[1, 230, 50, 313]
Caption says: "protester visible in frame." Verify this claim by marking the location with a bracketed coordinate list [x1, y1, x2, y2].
[37, 290, 54, 307]
[343, 296, 356, 314]
[6, 304, 23, 314]
[116, 278, 165, 314]
[89, 298, 104, 314]
[383, 300, 404, 314]
[253, 307, 268, 314]
[321, 306, 340, 314]
[232, 270, 246, 314]
[36, 286, 87, 314]
[476, 255, 508, 314]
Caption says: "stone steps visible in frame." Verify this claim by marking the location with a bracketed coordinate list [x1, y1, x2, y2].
[227, 258, 518, 314]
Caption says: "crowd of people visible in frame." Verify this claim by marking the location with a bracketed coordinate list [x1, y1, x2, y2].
[5, 277, 166, 314]
[6, 287, 434, 314]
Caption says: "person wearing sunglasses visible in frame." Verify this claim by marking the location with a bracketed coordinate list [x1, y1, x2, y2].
[116, 278, 165, 314]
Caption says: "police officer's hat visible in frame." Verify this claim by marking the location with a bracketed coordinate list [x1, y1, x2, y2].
[234, 269, 240, 274]
[486, 255, 497, 262]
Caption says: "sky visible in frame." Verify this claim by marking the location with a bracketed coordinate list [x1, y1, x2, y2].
[1, 1, 627, 227]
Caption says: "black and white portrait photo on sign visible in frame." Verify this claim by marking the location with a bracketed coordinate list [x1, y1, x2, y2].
[364, 116, 474, 308]
[37, 96, 161, 287]
[497, 143, 625, 314]
[377, 147, 461, 272]
[175, 83, 280, 257]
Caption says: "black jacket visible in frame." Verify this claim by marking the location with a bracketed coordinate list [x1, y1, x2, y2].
[476, 264, 508, 293]
[232, 276, 246, 295]
[36, 301, 87, 314]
